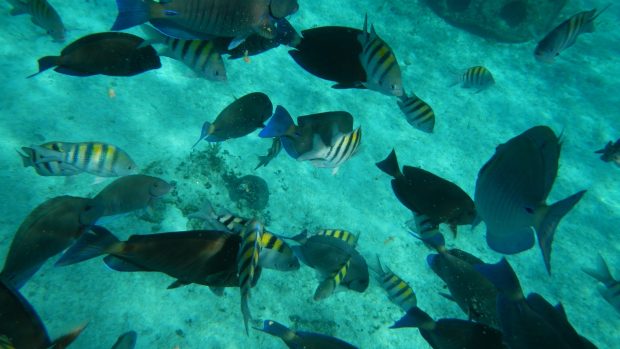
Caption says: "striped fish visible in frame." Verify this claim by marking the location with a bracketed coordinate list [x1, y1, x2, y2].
[316, 229, 358, 247]
[397, 93, 435, 133]
[357, 15, 404, 97]
[8, 0, 65, 42]
[113, 0, 299, 48]
[25, 141, 137, 177]
[461, 66, 494, 92]
[237, 220, 263, 334]
[297, 127, 362, 174]
[18, 142, 80, 177]
[583, 254, 620, 314]
[141, 25, 226, 81]
[375, 257, 417, 312]
[314, 257, 351, 301]
[535, 5, 611, 63]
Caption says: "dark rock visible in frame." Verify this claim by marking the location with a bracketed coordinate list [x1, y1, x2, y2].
[225, 175, 270, 211]
[423, 0, 567, 42]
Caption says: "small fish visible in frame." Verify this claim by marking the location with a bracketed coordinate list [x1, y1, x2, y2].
[111, 331, 137, 349]
[397, 93, 435, 133]
[357, 15, 404, 97]
[595, 139, 620, 166]
[476, 258, 597, 349]
[391, 306, 505, 349]
[23, 141, 138, 177]
[193, 92, 273, 145]
[535, 5, 611, 63]
[474, 126, 586, 274]
[255, 137, 282, 169]
[219, 18, 302, 59]
[237, 220, 264, 334]
[111, 0, 299, 46]
[374, 257, 417, 312]
[93, 174, 172, 217]
[28, 32, 161, 78]
[7, 0, 65, 42]
[55, 226, 250, 293]
[315, 229, 358, 247]
[255, 320, 359, 349]
[461, 66, 494, 92]
[17, 143, 81, 177]
[141, 25, 226, 81]
[288, 26, 367, 89]
[583, 254, 620, 314]
[377, 149, 477, 235]
[0, 280, 86, 348]
[0, 196, 102, 288]
[296, 127, 362, 174]
[314, 257, 351, 301]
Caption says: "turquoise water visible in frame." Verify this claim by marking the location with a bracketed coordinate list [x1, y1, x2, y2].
[1, 0, 619, 348]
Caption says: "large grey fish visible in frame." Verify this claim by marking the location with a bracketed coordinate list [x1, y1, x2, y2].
[0, 196, 103, 289]
[193, 92, 273, 145]
[93, 174, 172, 217]
[476, 258, 597, 349]
[583, 254, 620, 314]
[0, 281, 85, 348]
[474, 126, 586, 274]
[535, 5, 611, 63]
[112, 0, 299, 48]
[357, 15, 404, 97]
[255, 320, 358, 349]
[141, 25, 226, 81]
[7, 0, 65, 42]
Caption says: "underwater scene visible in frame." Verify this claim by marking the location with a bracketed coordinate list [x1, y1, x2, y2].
[0, 0, 619, 348]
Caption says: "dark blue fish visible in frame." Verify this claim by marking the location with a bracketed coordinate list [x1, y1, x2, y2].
[474, 126, 586, 274]
[255, 320, 358, 349]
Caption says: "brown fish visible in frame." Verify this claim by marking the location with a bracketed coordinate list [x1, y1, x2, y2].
[93, 175, 173, 217]
[0, 280, 86, 348]
[28, 32, 162, 78]
[112, 0, 299, 47]
[0, 196, 103, 289]
[55, 227, 261, 292]
[193, 92, 273, 145]
[8, 0, 66, 42]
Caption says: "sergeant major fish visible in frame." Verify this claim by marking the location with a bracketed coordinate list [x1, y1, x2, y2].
[374, 257, 417, 312]
[535, 5, 611, 63]
[18, 142, 80, 177]
[397, 93, 435, 133]
[357, 15, 404, 97]
[296, 126, 362, 174]
[141, 25, 226, 81]
[237, 220, 264, 334]
[314, 257, 351, 301]
[7, 0, 65, 42]
[460, 66, 494, 92]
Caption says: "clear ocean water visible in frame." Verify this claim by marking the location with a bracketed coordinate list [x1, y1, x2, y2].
[0, 0, 619, 348]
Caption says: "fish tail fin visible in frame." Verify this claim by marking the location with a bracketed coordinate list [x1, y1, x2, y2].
[376, 148, 401, 178]
[474, 258, 524, 301]
[259, 105, 294, 138]
[390, 307, 434, 330]
[112, 0, 150, 31]
[27, 56, 60, 78]
[55, 226, 120, 266]
[255, 154, 269, 169]
[50, 322, 88, 349]
[536, 190, 586, 274]
[192, 121, 212, 148]
[254, 320, 295, 341]
[583, 254, 614, 286]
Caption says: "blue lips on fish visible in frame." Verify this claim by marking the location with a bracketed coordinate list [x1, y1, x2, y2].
[474, 125, 586, 274]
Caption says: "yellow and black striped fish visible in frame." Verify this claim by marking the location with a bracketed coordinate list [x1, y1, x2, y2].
[535, 5, 611, 63]
[314, 257, 351, 301]
[8, 0, 65, 42]
[397, 93, 435, 133]
[298, 127, 362, 174]
[461, 66, 494, 92]
[18, 142, 80, 177]
[375, 257, 417, 312]
[316, 229, 358, 247]
[141, 25, 226, 81]
[237, 219, 263, 334]
[357, 15, 404, 97]
[26, 141, 137, 177]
